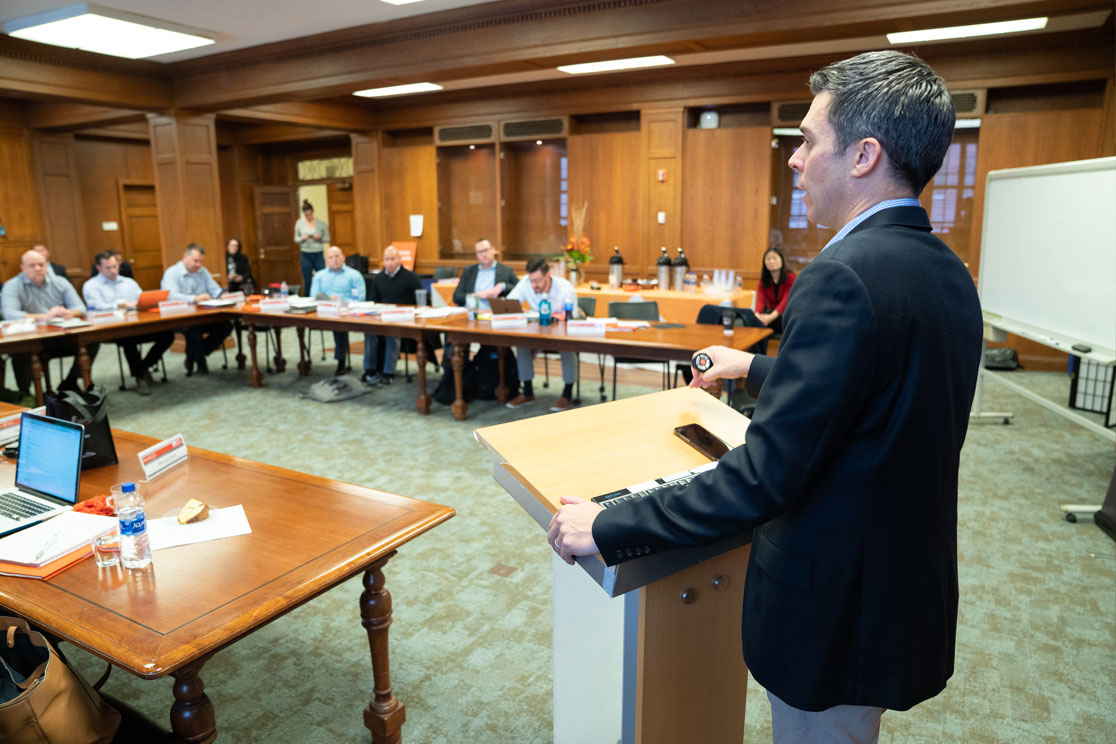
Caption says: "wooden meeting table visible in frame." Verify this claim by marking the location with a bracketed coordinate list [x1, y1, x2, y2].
[0, 412, 453, 743]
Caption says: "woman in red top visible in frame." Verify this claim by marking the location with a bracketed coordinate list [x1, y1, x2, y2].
[755, 247, 796, 335]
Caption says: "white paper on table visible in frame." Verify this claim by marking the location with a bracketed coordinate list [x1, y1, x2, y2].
[147, 505, 252, 551]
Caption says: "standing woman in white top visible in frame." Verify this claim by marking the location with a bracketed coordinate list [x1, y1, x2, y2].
[293, 199, 330, 295]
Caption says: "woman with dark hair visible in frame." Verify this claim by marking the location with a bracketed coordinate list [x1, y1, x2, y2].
[755, 247, 796, 334]
[293, 199, 329, 295]
[225, 237, 255, 293]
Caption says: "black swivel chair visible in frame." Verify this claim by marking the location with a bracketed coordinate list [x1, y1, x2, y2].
[433, 266, 459, 281]
[607, 300, 668, 400]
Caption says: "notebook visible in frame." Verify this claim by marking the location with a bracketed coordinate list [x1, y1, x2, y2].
[137, 289, 170, 311]
[0, 413, 84, 537]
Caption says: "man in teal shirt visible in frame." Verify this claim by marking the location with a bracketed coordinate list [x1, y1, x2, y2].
[309, 246, 366, 375]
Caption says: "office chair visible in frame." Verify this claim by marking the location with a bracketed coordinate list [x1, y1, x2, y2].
[115, 342, 169, 391]
[607, 301, 667, 400]
[433, 266, 459, 281]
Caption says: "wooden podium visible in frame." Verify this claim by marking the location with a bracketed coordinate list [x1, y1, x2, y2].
[475, 387, 754, 744]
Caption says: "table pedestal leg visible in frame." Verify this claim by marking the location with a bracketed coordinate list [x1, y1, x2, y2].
[234, 321, 246, 370]
[274, 329, 286, 373]
[361, 552, 406, 744]
[78, 343, 93, 390]
[451, 343, 468, 421]
[30, 353, 45, 405]
[247, 325, 263, 387]
[296, 327, 311, 376]
[169, 657, 217, 744]
[414, 335, 431, 414]
[495, 346, 509, 404]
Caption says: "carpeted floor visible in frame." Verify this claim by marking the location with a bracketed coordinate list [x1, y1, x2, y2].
[60, 330, 1115, 743]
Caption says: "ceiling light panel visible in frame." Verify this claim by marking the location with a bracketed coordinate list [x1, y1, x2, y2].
[557, 55, 674, 74]
[353, 82, 444, 98]
[887, 17, 1047, 44]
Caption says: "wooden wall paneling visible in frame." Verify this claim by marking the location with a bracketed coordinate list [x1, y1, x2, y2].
[380, 142, 438, 265]
[253, 186, 298, 289]
[30, 133, 86, 278]
[327, 181, 355, 255]
[216, 145, 264, 283]
[681, 125, 771, 280]
[117, 182, 163, 290]
[566, 126, 641, 281]
[73, 137, 155, 275]
[351, 133, 383, 258]
[1100, 76, 1115, 157]
[435, 144, 497, 260]
[969, 108, 1103, 371]
[147, 113, 225, 279]
[0, 124, 44, 250]
[918, 128, 979, 271]
[500, 140, 566, 259]
[642, 109, 684, 276]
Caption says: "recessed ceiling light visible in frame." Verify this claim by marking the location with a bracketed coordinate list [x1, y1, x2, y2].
[353, 82, 443, 98]
[557, 55, 674, 75]
[887, 17, 1047, 44]
[3, 3, 214, 59]
[536, 140, 543, 145]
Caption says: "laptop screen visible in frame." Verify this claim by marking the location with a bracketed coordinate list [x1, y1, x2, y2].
[15, 413, 83, 504]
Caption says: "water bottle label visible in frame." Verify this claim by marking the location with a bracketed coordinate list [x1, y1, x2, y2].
[120, 512, 147, 536]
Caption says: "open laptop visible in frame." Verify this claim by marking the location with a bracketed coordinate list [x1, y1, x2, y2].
[0, 413, 84, 537]
[137, 289, 170, 311]
[488, 297, 525, 314]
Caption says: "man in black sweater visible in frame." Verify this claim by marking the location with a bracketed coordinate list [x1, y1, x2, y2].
[363, 245, 423, 385]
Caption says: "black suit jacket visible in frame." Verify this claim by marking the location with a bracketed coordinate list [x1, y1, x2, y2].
[452, 262, 517, 306]
[593, 206, 983, 712]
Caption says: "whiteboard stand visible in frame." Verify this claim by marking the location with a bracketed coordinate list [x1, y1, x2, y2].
[970, 337, 1014, 425]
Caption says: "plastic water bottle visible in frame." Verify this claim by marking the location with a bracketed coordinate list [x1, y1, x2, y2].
[563, 298, 574, 321]
[280, 281, 289, 300]
[350, 285, 360, 303]
[117, 482, 152, 569]
[539, 298, 552, 327]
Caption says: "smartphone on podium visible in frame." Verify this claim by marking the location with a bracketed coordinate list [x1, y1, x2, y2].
[673, 423, 730, 461]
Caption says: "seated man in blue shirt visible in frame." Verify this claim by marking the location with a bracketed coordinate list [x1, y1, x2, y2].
[1, 250, 98, 394]
[309, 245, 365, 376]
[160, 244, 232, 376]
[84, 250, 173, 395]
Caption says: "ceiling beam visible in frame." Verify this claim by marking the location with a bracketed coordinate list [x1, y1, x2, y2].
[218, 101, 378, 131]
[27, 102, 147, 130]
[229, 124, 350, 146]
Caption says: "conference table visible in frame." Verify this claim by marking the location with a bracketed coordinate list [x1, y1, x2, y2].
[0, 406, 454, 743]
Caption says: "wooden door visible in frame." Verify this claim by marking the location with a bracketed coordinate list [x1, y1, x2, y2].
[253, 186, 298, 290]
[117, 182, 163, 289]
[327, 181, 355, 257]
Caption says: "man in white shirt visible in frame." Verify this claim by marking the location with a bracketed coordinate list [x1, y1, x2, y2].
[84, 250, 173, 395]
[160, 244, 232, 376]
[504, 257, 579, 412]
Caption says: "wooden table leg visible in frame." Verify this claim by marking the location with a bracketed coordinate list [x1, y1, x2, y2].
[414, 335, 431, 415]
[361, 552, 406, 744]
[247, 325, 263, 387]
[494, 346, 509, 404]
[30, 353, 44, 405]
[296, 327, 311, 377]
[273, 328, 286, 373]
[451, 343, 468, 421]
[169, 656, 217, 743]
[234, 321, 246, 370]
[77, 343, 93, 390]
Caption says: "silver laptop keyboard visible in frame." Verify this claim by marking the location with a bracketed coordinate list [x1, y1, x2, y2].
[0, 491, 54, 520]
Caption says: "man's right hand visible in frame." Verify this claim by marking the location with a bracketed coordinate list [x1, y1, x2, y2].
[688, 345, 755, 388]
[195, 293, 212, 302]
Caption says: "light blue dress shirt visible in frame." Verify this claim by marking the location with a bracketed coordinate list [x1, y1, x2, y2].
[822, 198, 923, 252]
[161, 261, 223, 303]
[1, 273, 85, 320]
[309, 265, 366, 300]
[473, 266, 496, 311]
[83, 273, 143, 311]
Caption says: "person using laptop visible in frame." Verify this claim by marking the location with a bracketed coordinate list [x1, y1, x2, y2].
[84, 250, 174, 396]
[160, 244, 232, 376]
[504, 257, 579, 412]
[362, 245, 423, 386]
[1, 250, 99, 395]
[309, 245, 366, 377]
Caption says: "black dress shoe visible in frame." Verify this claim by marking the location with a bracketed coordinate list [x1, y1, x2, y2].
[184, 358, 195, 377]
[197, 358, 209, 375]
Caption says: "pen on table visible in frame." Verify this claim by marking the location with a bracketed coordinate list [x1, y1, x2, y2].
[34, 532, 60, 562]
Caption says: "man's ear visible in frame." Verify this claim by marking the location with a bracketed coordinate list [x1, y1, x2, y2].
[850, 137, 884, 179]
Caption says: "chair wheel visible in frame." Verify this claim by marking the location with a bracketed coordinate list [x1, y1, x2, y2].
[1065, 512, 1077, 523]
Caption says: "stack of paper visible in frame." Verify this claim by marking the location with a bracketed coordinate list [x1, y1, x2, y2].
[0, 512, 116, 567]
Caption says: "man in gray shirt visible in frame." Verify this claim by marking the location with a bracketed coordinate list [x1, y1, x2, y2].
[160, 244, 232, 376]
[1, 250, 98, 394]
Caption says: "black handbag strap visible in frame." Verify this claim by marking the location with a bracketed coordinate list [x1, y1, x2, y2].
[57, 389, 109, 424]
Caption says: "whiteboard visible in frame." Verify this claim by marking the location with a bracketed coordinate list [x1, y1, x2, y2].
[978, 157, 1116, 361]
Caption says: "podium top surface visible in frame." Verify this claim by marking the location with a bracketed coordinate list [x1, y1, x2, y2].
[475, 386, 749, 515]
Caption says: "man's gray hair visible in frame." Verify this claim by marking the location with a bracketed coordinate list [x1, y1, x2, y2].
[810, 51, 955, 195]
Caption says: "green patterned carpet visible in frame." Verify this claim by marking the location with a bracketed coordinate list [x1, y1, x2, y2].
[59, 330, 1114, 743]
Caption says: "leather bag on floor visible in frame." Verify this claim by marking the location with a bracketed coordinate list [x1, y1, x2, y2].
[0, 618, 120, 744]
[44, 387, 118, 470]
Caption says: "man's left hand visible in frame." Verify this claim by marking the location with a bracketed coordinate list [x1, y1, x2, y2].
[547, 495, 603, 565]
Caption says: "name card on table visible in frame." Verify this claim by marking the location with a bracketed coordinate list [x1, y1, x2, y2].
[491, 313, 529, 329]
[158, 300, 191, 316]
[257, 298, 290, 314]
[138, 433, 188, 480]
[223, 292, 245, 305]
[317, 301, 341, 317]
[0, 407, 46, 446]
[380, 307, 416, 323]
[89, 310, 125, 324]
[566, 319, 607, 336]
[1, 320, 36, 336]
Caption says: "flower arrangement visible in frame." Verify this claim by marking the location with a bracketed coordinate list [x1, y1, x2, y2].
[557, 201, 592, 270]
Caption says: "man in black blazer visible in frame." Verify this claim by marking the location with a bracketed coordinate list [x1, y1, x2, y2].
[548, 51, 983, 740]
[452, 238, 517, 309]
[32, 243, 68, 281]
